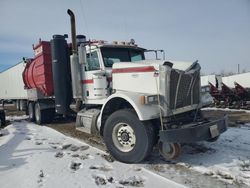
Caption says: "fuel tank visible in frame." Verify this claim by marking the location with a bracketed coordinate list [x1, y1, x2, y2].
[22, 40, 54, 96]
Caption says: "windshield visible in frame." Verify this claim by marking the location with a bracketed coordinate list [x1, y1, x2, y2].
[101, 47, 145, 67]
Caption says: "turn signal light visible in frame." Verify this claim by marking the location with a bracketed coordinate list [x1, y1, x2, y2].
[140, 95, 158, 105]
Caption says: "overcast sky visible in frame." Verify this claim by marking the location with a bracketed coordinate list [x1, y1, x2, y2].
[0, 0, 249, 74]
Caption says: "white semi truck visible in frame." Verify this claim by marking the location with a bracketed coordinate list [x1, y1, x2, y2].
[63, 10, 227, 162]
[2, 9, 227, 163]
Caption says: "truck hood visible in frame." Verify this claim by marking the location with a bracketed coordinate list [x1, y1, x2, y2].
[112, 60, 198, 72]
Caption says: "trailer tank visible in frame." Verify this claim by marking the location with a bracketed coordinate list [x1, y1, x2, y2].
[22, 40, 54, 96]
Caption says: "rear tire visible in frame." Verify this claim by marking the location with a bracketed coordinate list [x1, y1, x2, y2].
[34, 102, 55, 124]
[103, 109, 154, 163]
[34, 102, 45, 125]
[20, 100, 27, 111]
[28, 102, 35, 122]
[16, 100, 20, 111]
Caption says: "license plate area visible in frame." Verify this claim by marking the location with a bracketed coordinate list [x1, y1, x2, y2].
[210, 124, 219, 138]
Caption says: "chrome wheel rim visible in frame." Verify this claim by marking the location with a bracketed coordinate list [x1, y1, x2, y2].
[112, 123, 136, 152]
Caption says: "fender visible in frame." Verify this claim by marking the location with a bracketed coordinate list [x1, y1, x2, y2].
[97, 91, 160, 131]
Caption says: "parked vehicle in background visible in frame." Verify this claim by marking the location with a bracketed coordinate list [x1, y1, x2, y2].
[201, 73, 250, 109]
[0, 62, 28, 111]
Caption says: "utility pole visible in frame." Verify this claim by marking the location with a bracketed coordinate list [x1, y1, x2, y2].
[237, 64, 240, 74]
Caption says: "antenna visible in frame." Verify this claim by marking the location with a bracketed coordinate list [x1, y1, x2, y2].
[79, 0, 90, 39]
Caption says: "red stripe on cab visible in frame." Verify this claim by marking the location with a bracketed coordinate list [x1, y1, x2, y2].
[82, 79, 94, 84]
[112, 66, 156, 74]
[82, 77, 112, 84]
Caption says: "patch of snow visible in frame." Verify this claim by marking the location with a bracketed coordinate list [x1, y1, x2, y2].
[5, 115, 29, 121]
[202, 107, 250, 113]
[177, 127, 250, 186]
[0, 120, 186, 188]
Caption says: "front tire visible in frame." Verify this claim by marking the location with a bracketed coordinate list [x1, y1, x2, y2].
[103, 109, 154, 163]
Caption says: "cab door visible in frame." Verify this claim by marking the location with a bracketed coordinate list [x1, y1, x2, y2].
[83, 50, 108, 103]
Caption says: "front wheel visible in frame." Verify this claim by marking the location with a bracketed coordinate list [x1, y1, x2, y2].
[103, 109, 154, 163]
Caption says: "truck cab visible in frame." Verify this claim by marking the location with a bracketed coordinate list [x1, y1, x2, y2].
[81, 42, 146, 104]
[70, 36, 227, 163]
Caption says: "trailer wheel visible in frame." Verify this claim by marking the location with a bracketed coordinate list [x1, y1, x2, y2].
[16, 100, 20, 111]
[34, 102, 46, 125]
[28, 102, 35, 122]
[20, 100, 27, 111]
[103, 109, 154, 163]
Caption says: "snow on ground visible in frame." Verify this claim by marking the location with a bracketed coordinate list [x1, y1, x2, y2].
[1, 115, 250, 188]
[0, 117, 186, 188]
[202, 107, 250, 113]
[177, 125, 250, 186]
[5, 115, 29, 121]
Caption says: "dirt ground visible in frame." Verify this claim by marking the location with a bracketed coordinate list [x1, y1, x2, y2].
[46, 119, 106, 151]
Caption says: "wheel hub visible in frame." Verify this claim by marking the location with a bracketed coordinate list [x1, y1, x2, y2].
[120, 132, 130, 142]
[112, 123, 136, 152]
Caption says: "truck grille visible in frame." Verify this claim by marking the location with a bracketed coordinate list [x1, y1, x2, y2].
[169, 69, 200, 109]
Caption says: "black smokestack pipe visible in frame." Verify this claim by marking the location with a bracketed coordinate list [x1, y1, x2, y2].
[51, 35, 72, 116]
[67, 9, 77, 54]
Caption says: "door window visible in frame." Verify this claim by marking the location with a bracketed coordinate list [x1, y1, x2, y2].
[86, 51, 100, 71]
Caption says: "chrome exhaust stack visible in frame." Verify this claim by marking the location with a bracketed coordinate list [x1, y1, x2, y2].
[67, 9, 84, 103]
[67, 9, 77, 54]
